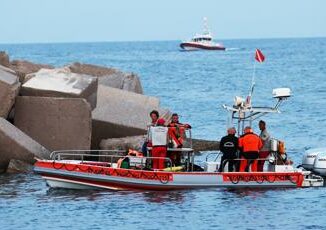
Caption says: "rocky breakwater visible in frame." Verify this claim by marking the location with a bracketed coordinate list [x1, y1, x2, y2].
[0, 65, 20, 118]
[100, 136, 219, 153]
[0, 50, 54, 83]
[92, 85, 171, 148]
[0, 51, 219, 174]
[67, 62, 143, 94]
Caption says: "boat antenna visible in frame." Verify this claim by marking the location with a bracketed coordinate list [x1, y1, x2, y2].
[203, 17, 209, 35]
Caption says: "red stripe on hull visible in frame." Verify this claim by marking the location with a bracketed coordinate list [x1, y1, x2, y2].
[35, 161, 173, 182]
[222, 172, 304, 187]
[180, 42, 225, 50]
[34, 160, 304, 190]
[42, 174, 184, 191]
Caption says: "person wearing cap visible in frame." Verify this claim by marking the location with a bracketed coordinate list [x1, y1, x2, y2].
[150, 118, 168, 170]
[218, 127, 238, 172]
[238, 126, 263, 172]
[258, 120, 271, 171]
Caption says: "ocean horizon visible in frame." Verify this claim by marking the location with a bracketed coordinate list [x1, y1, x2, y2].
[1, 35, 325, 45]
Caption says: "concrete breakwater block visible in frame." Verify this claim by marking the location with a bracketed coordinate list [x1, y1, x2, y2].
[100, 135, 145, 152]
[14, 96, 92, 151]
[0, 117, 50, 173]
[0, 65, 20, 118]
[22, 68, 98, 109]
[0, 51, 10, 67]
[91, 85, 170, 148]
[7, 159, 33, 173]
[68, 62, 143, 94]
[10, 60, 54, 83]
[99, 136, 220, 153]
[0, 160, 9, 174]
[191, 139, 220, 152]
[96, 84, 159, 109]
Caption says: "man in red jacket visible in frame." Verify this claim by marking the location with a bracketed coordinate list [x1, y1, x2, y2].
[239, 126, 263, 172]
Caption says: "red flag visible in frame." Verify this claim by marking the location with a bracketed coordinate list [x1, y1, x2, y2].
[255, 49, 265, 63]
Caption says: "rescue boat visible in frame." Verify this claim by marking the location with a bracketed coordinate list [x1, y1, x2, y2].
[34, 87, 326, 190]
[180, 17, 225, 51]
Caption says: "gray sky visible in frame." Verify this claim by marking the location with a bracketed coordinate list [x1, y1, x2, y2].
[0, 0, 325, 43]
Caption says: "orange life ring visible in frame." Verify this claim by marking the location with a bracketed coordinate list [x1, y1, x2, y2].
[168, 127, 185, 148]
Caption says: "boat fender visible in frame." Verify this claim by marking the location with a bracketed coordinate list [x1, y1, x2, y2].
[162, 166, 184, 172]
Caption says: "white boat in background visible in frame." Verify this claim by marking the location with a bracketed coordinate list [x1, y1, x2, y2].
[180, 17, 225, 51]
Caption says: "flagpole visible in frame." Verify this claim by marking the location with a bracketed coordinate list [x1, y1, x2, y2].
[251, 60, 256, 97]
[248, 51, 256, 105]
[248, 54, 256, 127]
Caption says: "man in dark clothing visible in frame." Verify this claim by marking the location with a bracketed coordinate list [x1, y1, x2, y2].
[218, 127, 239, 172]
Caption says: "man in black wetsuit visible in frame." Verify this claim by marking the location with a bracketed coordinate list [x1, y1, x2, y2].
[218, 127, 239, 172]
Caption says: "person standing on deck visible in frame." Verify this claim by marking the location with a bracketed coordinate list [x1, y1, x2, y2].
[142, 110, 160, 155]
[150, 118, 168, 170]
[168, 113, 192, 129]
[167, 113, 191, 165]
[258, 120, 271, 172]
[238, 126, 263, 172]
[218, 127, 238, 172]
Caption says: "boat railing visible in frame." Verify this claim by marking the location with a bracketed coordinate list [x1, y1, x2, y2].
[50, 150, 126, 160]
[146, 127, 193, 149]
[205, 152, 221, 162]
[220, 157, 286, 172]
[50, 150, 174, 170]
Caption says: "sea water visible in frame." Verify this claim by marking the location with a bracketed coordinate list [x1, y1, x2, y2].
[0, 38, 326, 229]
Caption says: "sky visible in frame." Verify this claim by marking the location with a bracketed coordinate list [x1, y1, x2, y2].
[0, 0, 325, 43]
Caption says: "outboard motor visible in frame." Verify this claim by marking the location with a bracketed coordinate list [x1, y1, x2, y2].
[302, 148, 324, 170]
[313, 151, 326, 177]
[300, 148, 326, 187]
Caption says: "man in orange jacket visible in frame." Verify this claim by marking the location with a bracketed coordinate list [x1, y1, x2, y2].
[238, 126, 263, 172]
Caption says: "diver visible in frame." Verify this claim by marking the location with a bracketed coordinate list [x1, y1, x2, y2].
[218, 127, 238, 172]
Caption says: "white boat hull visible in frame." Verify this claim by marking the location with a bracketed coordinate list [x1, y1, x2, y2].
[180, 42, 225, 51]
[34, 160, 310, 190]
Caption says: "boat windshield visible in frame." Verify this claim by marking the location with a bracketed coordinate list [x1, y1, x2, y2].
[192, 37, 212, 42]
